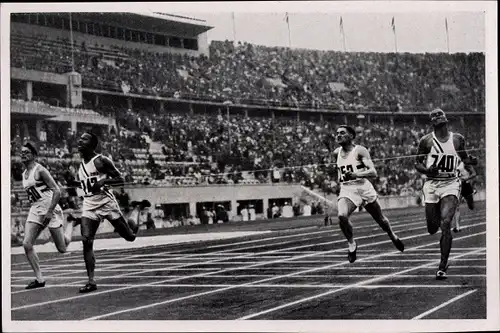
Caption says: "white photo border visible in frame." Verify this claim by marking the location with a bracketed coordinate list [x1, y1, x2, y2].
[1, 1, 498, 332]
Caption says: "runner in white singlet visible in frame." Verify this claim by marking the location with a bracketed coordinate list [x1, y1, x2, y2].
[416, 109, 478, 280]
[20, 143, 74, 289]
[327, 125, 404, 263]
[76, 132, 139, 294]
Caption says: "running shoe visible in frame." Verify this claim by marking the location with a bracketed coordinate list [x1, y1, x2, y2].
[436, 270, 448, 280]
[79, 283, 97, 293]
[25, 279, 46, 289]
[391, 237, 405, 252]
[348, 242, 357, 263]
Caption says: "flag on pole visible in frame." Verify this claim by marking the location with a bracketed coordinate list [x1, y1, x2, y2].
[285, 12, 289, 24]
[391, 16, 396, 33]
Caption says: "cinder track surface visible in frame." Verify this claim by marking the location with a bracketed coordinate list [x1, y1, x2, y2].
[11, 203, 486, 320]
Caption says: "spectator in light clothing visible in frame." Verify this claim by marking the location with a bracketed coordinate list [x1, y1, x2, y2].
[241, 206, 249, 221]
[303, 202, 312, 216]
[281, 202, 294, 218]
[248, 205, 256, 221]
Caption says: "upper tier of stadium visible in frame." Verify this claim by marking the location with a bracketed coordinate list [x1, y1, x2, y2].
[10, 13, 485, 113]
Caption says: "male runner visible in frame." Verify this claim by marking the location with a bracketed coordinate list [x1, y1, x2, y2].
[20, 142, 74, 289]
[415, 109, 477, 279]
[76, 132, 139, 293]
[329, 125, 405, 263]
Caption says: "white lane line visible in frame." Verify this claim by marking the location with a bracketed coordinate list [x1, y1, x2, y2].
[82, 228, 486, 320]
[10, 283, 476, 289]
[9, 221, 394, 292]
[12, 218, 450, 310]
[10, 273, 487, 281]
[9, 209, 437, 268]
[107, 217, 438, 280]
[238, 246, 485, 319]
[8, 208, 384, 267]
[12, 219, 486, 312]
[411, 289, 478, 319]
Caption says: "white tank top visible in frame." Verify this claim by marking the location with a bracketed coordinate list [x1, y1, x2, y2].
[78, 154, 115, 206]
[22, 163, 53, 204]
[337, 145, 367, 185]
[426, 132, 460, 180]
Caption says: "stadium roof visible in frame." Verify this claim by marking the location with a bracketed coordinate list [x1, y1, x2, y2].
[50, 12, 213, 37]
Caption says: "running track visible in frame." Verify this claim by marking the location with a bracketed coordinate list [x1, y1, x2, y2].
[10, 203, 486, 320]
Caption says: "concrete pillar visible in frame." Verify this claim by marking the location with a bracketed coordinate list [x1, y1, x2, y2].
[343, 115, 348, 124]
[127, 97, 133, 110]
[95, 94, 100, 107]
[296, 112, 300, 122]
[244, 109, 248, 118]
[22, 122, 29, 141]
[26, 81, 33, 101]
[159, 101, 165, 112]
[231, 199, 238, 219]
[36, 120, 42, 140]
[390, 116, 394, 126]
[71, 120, 77, 133]
[263, 197, 269, 218]
[319, 113, 323, 122]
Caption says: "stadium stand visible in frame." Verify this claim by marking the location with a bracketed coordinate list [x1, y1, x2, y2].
[11, 33, 485, 111]
[10, 13, 486, 231]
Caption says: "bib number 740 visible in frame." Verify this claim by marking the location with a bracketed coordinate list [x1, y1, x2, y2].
[430, 154, 457, 173]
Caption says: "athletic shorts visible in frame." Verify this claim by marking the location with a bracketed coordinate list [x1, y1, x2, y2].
[81, 197, 123, 222]
[461, 181, 474, 198]
[26, 202, 64, 229]
[338, 180, 377, 208]
[423, 178, 461, 204]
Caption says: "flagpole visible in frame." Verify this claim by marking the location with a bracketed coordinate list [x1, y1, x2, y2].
[232, 12, 237, 46]
[69, 13, 75, 72]
[286, 13, 292, 48]
[340, 16, 346, 52]
[445, 18, 450, 53]
[391, 16, 398, 53]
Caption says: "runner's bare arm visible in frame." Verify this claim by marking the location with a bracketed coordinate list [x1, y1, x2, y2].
[454, 133, 477, 166]
[92, 156, 125, 191]
[353, 146, 377, 178]
[332, 147, 340, 178]
[39, 167, 61, 213]
[415, 135, 435, 175]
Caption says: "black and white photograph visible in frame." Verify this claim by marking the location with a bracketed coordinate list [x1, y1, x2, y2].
[1, 1, 498, 332]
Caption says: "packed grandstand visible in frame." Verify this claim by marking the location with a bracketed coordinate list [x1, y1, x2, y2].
[10, 12, 486, 233]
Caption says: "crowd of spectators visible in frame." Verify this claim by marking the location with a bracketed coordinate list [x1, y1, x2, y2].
[11, 33, 485, 112]
[10, 31, 487, 234]
[11, 103, 486, 201]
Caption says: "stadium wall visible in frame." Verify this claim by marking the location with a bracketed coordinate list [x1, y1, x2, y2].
[11, 22, 202, 57]
[124, 184, 306, 218]
[10, 189, 487, 240]
[11, 67, 67, 85]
